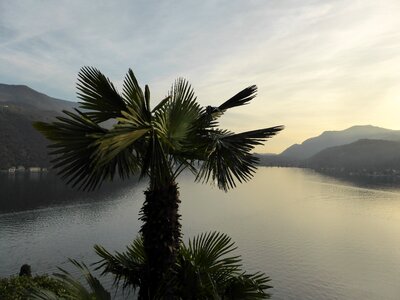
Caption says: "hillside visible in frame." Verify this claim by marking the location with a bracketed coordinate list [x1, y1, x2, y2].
[0, 84, 75, 111]
[280, 125, 400, 160]
[306, 139, 400, 174]
[0, 84, 76, 169]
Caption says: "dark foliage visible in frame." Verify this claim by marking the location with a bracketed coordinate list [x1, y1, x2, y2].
[0, 274, 70, 299]
[95, 232, 272, 299]
[0, 84, 76, 170]
[34, 67, 283, 297]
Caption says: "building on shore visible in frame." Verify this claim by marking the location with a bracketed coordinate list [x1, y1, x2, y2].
[16, 166, 26, 172]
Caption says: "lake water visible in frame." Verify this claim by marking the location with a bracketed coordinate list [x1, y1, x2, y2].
[1, 168, 400, 299]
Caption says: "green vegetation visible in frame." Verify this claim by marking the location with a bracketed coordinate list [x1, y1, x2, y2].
[307, 139, 400, 175]
[0, 106, 50, 169]
[34, 67, 283, 298]
[29, 260, 110, 300]
[0, 84, 76, 170]
[95, 232, 271, 299]
[28, 232, 271, 299]
[0, 274, 70, 299]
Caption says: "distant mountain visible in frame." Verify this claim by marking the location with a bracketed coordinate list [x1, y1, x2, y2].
[0, 84, 75, 112]
[306, 139, 400, 174]
[280, 125, 400, 160]
[0, 84, 76, 169]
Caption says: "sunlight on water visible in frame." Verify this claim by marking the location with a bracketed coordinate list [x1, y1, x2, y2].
[1, 168, 400, 299]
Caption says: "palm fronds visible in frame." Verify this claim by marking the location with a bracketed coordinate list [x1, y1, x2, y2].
[34, 109, 139, 191]
[174, 232, 271, 299]
[36, 67, 284, 192]
[196, 126, 284, 191]
[93, 232, 272, 299]
[28, 259, 110, 300]
[122, 69, 151, 121]
[219, 85, 258, 111]
[77, 66, 127, 123]
[224, 273, 272, 300]
[202, 85, 258, 122]
[153, 78, 202, 153]
[94, 237, 146, 290]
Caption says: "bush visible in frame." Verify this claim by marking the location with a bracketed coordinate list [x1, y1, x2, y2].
[0, 275, 71, 300]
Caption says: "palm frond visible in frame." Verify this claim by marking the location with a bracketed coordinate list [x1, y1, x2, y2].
[153, 78, 203, 153]
[219, 85, 257, 111]
[142, 79, 204, 185]
[225, 273, 272, 299]
[90, 102, 154, 168]
[122, 69, 151, 122]
[94, 237, 146, 290]
[172, 231, 271, 299]
[28, 289, 60, 300]
[93, 125, 150, 168]
[144, 84, 151, 115]
[151, 96, 171, 113]
[184, 231, 241, 272]
[92, 232, 271, 299]
[29, 259, 110, 300]
[34, 109, 139, 191]
[146, 134, 173, 188]
[201, 85, 258, 123]
[77, 66, 127, 123]
[66, 259, 111, 300]
[196, 126, 284, 191]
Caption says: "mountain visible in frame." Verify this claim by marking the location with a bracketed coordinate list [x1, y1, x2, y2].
[306, 139, 400, 174]
[0, 84, 76, 169]
[280, 125, 400, 160]
[0, 84, 75, 112]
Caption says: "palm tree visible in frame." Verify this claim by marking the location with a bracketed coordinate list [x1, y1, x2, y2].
[34, 67, 283, 298]
[29, 233, 271, 299]
[29, 259, 111, 300]
[95, 232, 272, 299]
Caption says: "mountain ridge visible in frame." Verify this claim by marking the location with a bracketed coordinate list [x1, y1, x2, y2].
[0, 83, 75, 112]
[280, 125, 400, 160]
[0, 83, 77, 169]
[306, 139, 400, 175]
[2, 83, 400, 177]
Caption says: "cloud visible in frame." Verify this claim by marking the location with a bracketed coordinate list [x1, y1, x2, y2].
[1, 0, 400, 152]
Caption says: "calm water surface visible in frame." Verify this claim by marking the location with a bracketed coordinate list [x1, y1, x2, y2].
[1, 168, 400, 299]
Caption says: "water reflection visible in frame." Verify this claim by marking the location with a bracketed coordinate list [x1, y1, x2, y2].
[311, 168, 400, 191]
[1, 168, 400, 299]
[0, 172, 142, 213]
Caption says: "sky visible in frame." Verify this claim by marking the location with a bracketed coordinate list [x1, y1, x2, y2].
[1, 0, 400, 153]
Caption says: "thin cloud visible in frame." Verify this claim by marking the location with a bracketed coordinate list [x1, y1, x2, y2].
[1, 0, 399, 152]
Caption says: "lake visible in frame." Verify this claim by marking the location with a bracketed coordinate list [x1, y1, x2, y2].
[1, 167, 400, 299]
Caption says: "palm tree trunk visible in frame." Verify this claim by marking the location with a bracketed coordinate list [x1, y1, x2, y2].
[139, 182, 181, 299]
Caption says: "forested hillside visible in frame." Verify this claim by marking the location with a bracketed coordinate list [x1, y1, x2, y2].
[306, 139, 400, 174]
[0, 84, 76, 169]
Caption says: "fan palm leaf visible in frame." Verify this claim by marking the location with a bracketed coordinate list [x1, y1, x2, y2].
[196, 126, 284, 190]
[153, 78, 203, 153]
[34, 109, 140, 191]
[92, 232, 272, 299]
[94, 237, 146, 290]
[77, 67, 127, 123]
[28, 259, 110, 300]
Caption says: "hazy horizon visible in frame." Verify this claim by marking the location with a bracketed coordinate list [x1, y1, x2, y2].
[1, 1, 399, 153]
